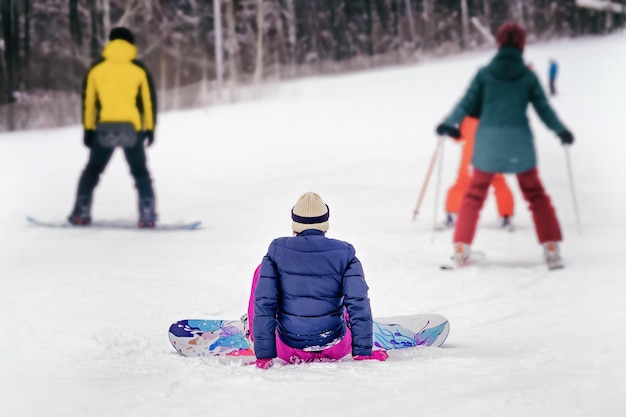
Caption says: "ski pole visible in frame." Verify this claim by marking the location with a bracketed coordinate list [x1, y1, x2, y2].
[412, 136, 445, 221]
[431, 135, 445, 242]
[564, 145, 582, 233]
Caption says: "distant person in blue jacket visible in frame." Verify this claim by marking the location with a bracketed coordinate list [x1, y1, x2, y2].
[549, 59, 558, 96]
[248, 192, 388, 369]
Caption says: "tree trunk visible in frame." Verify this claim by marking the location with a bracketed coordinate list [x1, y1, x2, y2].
[404, 0, 416, 46]
[1, 0, 18, 103]
[69, 0, 83, 90]
[285, 0, 297, 74]
[460, 0, 469, 49]
[160, 51, 167, 110]
[0, 28, 5, 104]
[101, 0, 111, 38]
[422, 0, 432, 50]
[89, 0, 100, 60]
[225, 0, 239, 98]
[482, 0, 490, 23]
[69, 0, 83, 46]
[1, 0, 18, 129]
[270, 0, 284, 78]
[512, 0, 526, 28]
[310, 0, 319, 66]
[365, 0, 374, 56]
[213, 0, 224, 98]
[23, 0, 31, 90]
[254, 0, 264, 84]
[173, 44, 181, 109]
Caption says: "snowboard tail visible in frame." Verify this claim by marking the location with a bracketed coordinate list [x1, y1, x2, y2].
[373, 314, 449, 349]
[168, 314, 449, 358]
[169, 319, 254, 357]
[27, 216, 201, 231]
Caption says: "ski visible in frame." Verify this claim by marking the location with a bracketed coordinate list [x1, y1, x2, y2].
[547, 259, 564, 270]
[26, 216, 201, 231]
[440, 250, 487, 270]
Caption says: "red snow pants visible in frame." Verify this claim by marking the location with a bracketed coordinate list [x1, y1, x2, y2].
[445, 117, 514, 217]
[453, 167, 562, 245]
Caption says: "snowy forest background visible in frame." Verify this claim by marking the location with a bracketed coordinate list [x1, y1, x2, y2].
[1, 0, 625, 132]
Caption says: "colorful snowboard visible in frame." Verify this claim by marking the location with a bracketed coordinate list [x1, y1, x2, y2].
[169, 319, 255, 358]
[26, 216, 201, 231]
[168, 314, 449, 358]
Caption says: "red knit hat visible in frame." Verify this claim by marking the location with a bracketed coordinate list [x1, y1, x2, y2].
[496, 22, 526, 51]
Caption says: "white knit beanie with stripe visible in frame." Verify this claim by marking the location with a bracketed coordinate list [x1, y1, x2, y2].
[291, 192, 329, 233]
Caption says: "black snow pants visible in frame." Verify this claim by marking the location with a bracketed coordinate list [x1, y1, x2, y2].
[549, 78, 557, 96]
[76, 136, 154, 200]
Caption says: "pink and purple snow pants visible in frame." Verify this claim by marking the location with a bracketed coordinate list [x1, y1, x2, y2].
[247, 265, 352, 363]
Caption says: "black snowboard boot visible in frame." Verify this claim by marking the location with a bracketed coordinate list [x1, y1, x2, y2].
[138, 198, 157, 228]
[68, 195, 92, 225]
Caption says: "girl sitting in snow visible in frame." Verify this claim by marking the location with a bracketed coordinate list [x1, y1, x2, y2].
[247, 192, 388, 369]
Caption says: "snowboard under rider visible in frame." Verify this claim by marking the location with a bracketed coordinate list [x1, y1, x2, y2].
[68, 27, 158, 228]
[435, 22, 574, 269]
[247, 192, 389, 369]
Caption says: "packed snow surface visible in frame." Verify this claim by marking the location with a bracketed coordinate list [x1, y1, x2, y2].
[1, 35, 625, 417]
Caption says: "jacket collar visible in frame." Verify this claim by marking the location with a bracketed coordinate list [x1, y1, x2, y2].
[296, 229, 326, 237]
[488, 46, 526, 80]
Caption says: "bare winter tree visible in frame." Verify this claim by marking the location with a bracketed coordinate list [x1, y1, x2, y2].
[23, 0, 31, 90]
[225, 0, 239, 92]
[1, 0, 19, 104]
[254, 0, 264, 83]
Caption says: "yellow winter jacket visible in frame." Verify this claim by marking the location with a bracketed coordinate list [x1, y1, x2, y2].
[82, 40, 156, 131]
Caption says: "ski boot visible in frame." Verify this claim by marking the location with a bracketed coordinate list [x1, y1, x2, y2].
[543, 242, 563, 270]
[500, 215, 515, 232]
[68, 195, 92, 226]
[138, 198, 157, 228]
[435, 212, 456, 231]
[444, 212, 456, 228]
[451, 242, 471, 266]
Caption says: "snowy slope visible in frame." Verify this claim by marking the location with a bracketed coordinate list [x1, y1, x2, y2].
[1, 35, 625, 417]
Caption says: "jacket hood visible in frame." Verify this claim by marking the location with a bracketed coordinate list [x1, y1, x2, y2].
[488, 46, 527, 81]
[101, 39, 137, 62]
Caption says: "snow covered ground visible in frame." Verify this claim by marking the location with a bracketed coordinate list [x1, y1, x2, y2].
[1, 34, 625, 417]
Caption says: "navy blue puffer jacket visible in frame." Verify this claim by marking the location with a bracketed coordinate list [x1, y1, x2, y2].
[253, 229, 373, 359]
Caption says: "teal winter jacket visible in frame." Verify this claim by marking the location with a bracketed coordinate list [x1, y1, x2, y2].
[444, 47, 568, 173]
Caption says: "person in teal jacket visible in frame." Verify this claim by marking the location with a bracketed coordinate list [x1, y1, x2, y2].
[436, 22, 574, 269]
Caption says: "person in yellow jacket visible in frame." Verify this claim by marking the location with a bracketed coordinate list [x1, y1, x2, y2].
[68, 27, 158, 228]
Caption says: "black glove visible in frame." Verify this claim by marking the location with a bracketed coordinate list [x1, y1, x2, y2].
[143, 130, 155, 147]
[558, 130, 574, 145]
[436, 123, 461, 139]
[83, 130, 95, 148]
